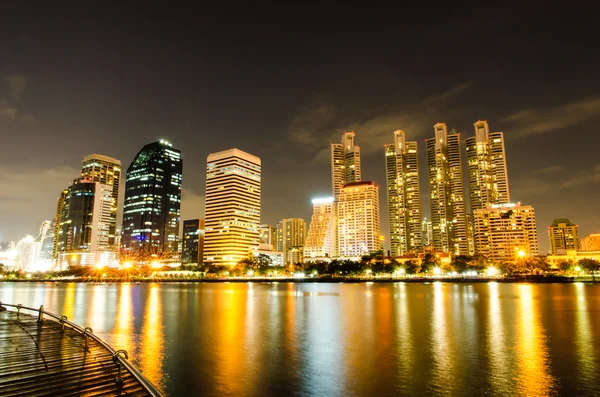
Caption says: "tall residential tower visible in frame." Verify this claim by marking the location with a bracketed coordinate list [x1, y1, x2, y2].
[426, 123, 468, 255]
[385, 130, 422, 256]
[331, 131, 361, 200]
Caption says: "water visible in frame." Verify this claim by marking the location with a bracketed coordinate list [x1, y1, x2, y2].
[2, 281, 600, 396]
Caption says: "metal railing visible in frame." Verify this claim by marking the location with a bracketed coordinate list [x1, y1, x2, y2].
[0, 301, 164, 397]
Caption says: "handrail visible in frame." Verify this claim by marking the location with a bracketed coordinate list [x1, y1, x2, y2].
[0, 301, 164, 397]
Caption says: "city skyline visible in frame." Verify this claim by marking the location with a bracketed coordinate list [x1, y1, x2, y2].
[1, 4, 599, 253]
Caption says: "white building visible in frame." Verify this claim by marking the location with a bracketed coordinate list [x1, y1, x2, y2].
[337, 181, 381, 257]
[203, 148, 261, 266]
[304, 197, 337, 261]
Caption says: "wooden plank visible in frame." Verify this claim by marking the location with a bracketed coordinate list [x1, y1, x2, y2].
[0, 310, 153, 396]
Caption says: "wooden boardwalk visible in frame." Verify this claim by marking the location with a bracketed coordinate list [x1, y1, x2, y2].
[0, 308, 156, 396]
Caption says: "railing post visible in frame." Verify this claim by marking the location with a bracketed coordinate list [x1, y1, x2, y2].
[113, 350, 129, 385]
[83, 327, 93, 351]
[37, 305, 44, 323]
[60, 315, 68, 333]
[16, 304, 22, 320]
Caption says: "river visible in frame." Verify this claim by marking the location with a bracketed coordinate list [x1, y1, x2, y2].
[2, 282, 599, 396]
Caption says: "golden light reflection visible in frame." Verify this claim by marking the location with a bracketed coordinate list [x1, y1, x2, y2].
[431, 282, 452, 391]
[574, 283, 596, 382]
[487, 282, 510, 394]
[114, 283, 132, 354]
[515, 285, 554, 396]
[214, 285, 247, 396]
[395, 283, 414, 391]
[140, 284, 165, 393]
[61, 283, 75, 319]
[88, 285, 105, 332]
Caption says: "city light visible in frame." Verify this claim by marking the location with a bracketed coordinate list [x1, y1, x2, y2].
[486, 266, 499, 276]
[432, 266, 442, 276]
[151, 261, 162, 269]
[123, 261, 133, 269]
[247, 270, 254, 276]
[517, 250, 526, 258]
[311, 197, 334, 204]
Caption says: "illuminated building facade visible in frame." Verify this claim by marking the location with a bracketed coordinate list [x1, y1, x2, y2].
[421, 218, 433, 247]
[259, 224, 276, 250]
[426, 123, 468, 255]
[304, 197, 337, 260]
[548, 218, 578, 255]
[121, 140, 182, 253]
[385, 130, 422, 256]
[203, 148, 261, 266]
[52, 188, 68, 261]
[81, 154, 121, 248]
[473, 203, 539, 263]
[580, 234, 600, 251]
[276, 218, 306, 264]
[337, 181, 381, 257]
[331, 131, 361, 200]
[466, 120, 510, 212]
[182, 219, 204, 265]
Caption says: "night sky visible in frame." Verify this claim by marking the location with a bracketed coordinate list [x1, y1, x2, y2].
[1, 3, 599, 253]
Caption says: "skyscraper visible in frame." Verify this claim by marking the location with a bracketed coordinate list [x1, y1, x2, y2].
[55, 178, 114, 266]
[466, 120, 510, 213]
[426, 123, 468, 255]
[203, 148, 261, 266]
[548, 218, 578, 255]
[121, 140, 182, 253]
[422, 218, 433, 247]
[276, 218, 306, 264]
[81, 154, 121, 248]
[52, 188, 68, 262]
[337, 181, 381, 257]
[259, 224, 277, 250]
[331, 131, 361, 200]
[473, 203, 538, 263]
[182, 219, 204, 265]
[304, 197, 337, 260]
[385, 130, 422, 256]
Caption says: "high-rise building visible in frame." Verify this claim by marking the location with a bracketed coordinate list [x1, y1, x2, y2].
[259, 224, 277, 250]
[304, 197, 337, 261]
[121, 140, 182, 253]
[337, 181, 381, 257]
[81, 154, 121, 248]
[37, 220, 55, 266]
[580, 234, 600, 251]
[421, 218, 433, 247]
[276, 218, 306, 264]
[55, 178, 115, 266]
[182, 219, 204, 265]
[385, 130, 422, 256]
[473, 203, 539, 263]
[203, 148, 261, 266]
[466, 213, 475, 256]
[52, 188, 68, 262]
[466, 121, 510, 213]
[331, 131, 361, 200]
[548, 218, 579, 255]
[426, 123, 468, 255]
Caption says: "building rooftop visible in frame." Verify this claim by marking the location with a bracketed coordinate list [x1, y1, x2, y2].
[551, 218, 576, 227]
[207, 148, 261, 165]
[342, 180, 378, 188]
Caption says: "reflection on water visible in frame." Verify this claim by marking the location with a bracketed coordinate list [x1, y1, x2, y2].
[1, 281, 600, 397]
[515, 285, 555, 396]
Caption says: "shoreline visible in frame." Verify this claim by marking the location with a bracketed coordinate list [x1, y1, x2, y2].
[2, 276, 598, 284]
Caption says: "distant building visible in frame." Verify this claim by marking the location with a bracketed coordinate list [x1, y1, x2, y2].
[276, 218, 306, 264]
[304, 197, 337, 261]
[421, 218, 433, 247]
[580, 234, 600, 251]
[473, 203, 539, 263]
[121, 141, 182, 254]
[52, 188, 68, 262]
[203, 148, 261, 266]
[254, 248, 284, 267]
[385, 130, 423, 256]
[331, 131, 361, 200]
[81, 154, 121, 249]
[337, 181, 381, 257]
[259, 224, 276, 250]
[182, 219, 204, 265]
[548, 218, 578, 255]
[426, 123, 468, 255]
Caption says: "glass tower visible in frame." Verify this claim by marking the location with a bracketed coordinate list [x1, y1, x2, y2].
[121, 140, 182, 253]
